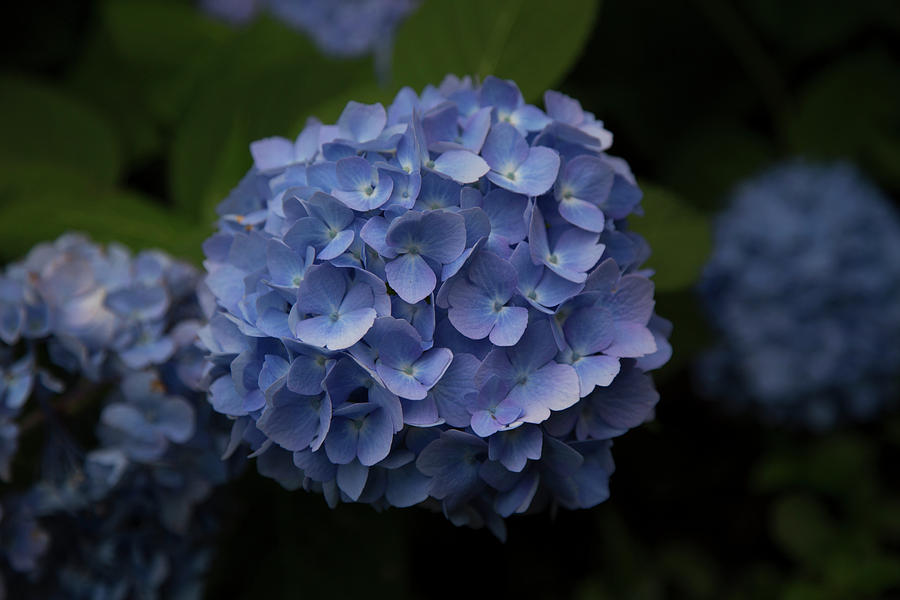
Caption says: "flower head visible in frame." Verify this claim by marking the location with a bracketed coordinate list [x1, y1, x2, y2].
[202, 75, 670, 536]
[698, 162, 900, 428]
[0, 235, 233, 597]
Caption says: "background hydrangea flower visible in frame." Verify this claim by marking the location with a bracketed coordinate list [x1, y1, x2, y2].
[698, 162, 900, 429]
[0, 235, 235, 598]
[200, 0, 418, 65]
[202, 75, 670, 538]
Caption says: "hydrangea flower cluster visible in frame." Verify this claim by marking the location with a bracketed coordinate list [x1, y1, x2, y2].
[0, 234, 233, 598]
[201, 0, 417, 57]
[698, 162, 900, 428]
[203, 75, 671, 536]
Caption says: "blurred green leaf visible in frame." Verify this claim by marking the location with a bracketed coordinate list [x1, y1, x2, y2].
[66, 32, 163, 166]
[752, 435, 874, 498]
[659, 121, 774, 210]
[0, 75, 122, 185]
[786, 51, 900, 189]
[771, 494, 836, 564]
[0, 163, 206, 263]
[98, 0, 235, 125]
[740, 0, 895, 61]
[169, 17, 373, 222]
[629, 183, 711, 293]
[392, 0, 600, 102]
[101, 0, 233, 68]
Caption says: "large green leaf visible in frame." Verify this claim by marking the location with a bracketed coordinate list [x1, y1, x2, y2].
[786, 51, 900, 190]
[169, 17, 373, 223]
[97, 0, 236, 125]
[0, 75, 122, 185]
[392, 0, 599, 102]
[101, 0, 233, 68]
[0, 164, 206, 263]
[629, 183, 712, 293]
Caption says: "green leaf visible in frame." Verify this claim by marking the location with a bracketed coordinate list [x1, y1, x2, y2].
[98, 0, 236, 125]
[0, 163, 206, 263]
[659, 120, 774, 210]
[740, 0, 893, 61]
[101, 0, 233, 68]
[787, 51, 900, 190]
[771, 494, 836, 565]
[169, 17, 373, 222]
[392, 0, 600, 102]
[629, 183, 712, 292]
[0, 75, 122, 185]
[66, 31, 163, 166]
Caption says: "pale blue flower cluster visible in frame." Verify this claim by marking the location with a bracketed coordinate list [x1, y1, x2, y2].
[203, 76, 670, 536]
[0, 235, 232, 598]
[201, 0, 417, 57]
[699, 162, 900, 428]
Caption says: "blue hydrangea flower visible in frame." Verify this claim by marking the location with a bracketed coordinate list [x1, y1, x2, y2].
[268, 0, 418, 57]
[698, 162, 900, 429]
[0, 235, 234, 597]
[200, 0, 418, 60]
[202, 75, 670, 538]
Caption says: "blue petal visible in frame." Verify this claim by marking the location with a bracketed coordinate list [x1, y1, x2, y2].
[295, 264, 346, 316]
[385, 253, 436, 304]
[359, 215, 399, 259]
[557, 198, 605, 233]
[564, 306, 614, 355]
[412, 347, 453, 387]
[258, 354, 290, 392]
[483, 189, 528, 243]
[293, 308, 376, 351]
[336, 460, 369, 501]
[479, 76, 522, 114]
[287, 353, 328, 395]
[357, 407, 393, 466]
[302, 191, 354, 229]
[427, 353, 480, 428]
[318, 229, 355, 261]
[250, 136, 294, 171]
[324, 417, 358, 464]
[481, 122, 529, 171]
[209, 376, 247, 416]
[488, 146, 560, 197]
[506, 362, 580, 424]
[431, 150, 489, 184]
[337, 101, 387, 143]
[605, 321, 657, 358]
[489, 306, 528, 347]
[488, 424, 542, 472]
[266, 239, 306, 287]
[572, 355, 620, 397]
[413, 171, 461, 211]
[284, 217, 331, 253]
[257, 387, 324, 451]
[377, 364, 428, 400]
[385, 463, 431, 507]
[448, 281, 495, 339]
[400, 396, 442, 426]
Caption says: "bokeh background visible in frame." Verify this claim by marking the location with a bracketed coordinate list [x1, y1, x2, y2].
[2, 0, 899, 598]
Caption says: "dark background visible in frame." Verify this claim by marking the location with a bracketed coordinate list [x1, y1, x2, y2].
[2, 0, 899, 598]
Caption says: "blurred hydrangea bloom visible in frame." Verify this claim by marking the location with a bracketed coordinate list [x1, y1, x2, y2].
[201, 0, 417, 59]
[203, 75, 670, 537]
[698, 162, 900, 428]
[0, 235, 233, 598]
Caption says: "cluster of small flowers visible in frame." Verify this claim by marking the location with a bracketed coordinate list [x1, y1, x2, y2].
[0, 235, 232, 598]
[201, 0, 417, 56]
[203, 75, 671, 536]
[698, 162, 900, 429]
